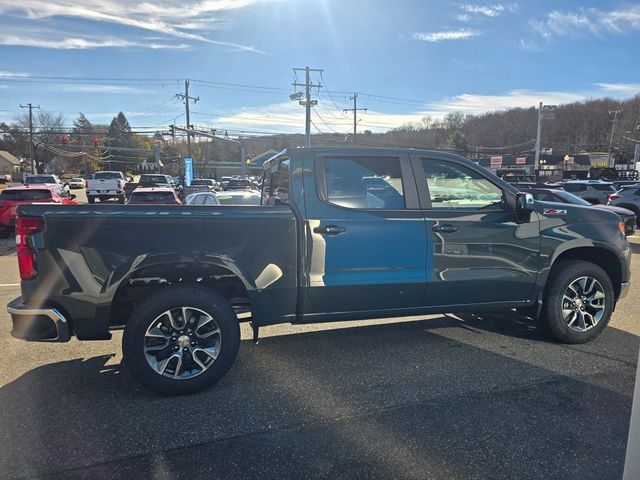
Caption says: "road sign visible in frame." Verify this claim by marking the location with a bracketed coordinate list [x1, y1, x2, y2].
[490, 156, 503, 166]
[184, 157, 193, 186]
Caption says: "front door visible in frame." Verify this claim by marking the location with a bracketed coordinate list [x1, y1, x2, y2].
[303, 153, 429, 315]
[413, 156, 540, 307]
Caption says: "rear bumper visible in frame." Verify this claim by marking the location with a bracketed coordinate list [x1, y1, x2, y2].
[7, 297, 70, 342]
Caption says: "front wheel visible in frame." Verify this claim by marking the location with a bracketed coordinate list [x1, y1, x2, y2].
[537, 260, 614, 344]
[123, 285, 240, 395]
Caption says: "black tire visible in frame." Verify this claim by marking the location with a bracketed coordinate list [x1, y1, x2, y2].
[536, 260, 614, 344]
[619, 204, 640, 218]
[123, 285, 240, 395]
[87, 196, 95, 204]
[117, 195, 125, 204]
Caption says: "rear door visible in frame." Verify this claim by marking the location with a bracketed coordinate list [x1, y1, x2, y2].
[413, 155, 540, 306]
[303, 153, 429, 314]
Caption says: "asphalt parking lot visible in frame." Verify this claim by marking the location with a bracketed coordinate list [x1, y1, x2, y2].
[0, 204, 638, 479]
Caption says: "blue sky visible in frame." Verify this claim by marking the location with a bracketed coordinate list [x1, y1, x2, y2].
[0, 0, 639, 135]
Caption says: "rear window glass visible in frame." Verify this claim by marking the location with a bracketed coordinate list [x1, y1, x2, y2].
[191, 180, 212, 186]
[25, 176, 55, 184]
[141, 175, 169, 184]
[131, 191, 175, 202]
[1, 189, 52, 200]
[93, 172, 122, 180]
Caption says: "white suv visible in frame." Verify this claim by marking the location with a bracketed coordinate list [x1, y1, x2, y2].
[560, 181, 617, 204]
[608, 184, 640, 217]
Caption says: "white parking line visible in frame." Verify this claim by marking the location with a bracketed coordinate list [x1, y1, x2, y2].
[0, 284, 20, 287]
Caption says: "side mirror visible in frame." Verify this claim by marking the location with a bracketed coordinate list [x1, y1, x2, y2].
[515, 192, 534, 212]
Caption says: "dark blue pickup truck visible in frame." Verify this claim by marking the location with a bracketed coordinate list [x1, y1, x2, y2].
[7, 148, 631, 394]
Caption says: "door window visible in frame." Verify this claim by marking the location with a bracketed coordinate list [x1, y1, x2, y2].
[322, 157, 405, 209]
[420, 159, 504, 209]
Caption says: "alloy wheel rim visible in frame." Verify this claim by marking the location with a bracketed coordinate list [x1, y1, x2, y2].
[143, 306, 222, 380]
[561, 276, 606, 333]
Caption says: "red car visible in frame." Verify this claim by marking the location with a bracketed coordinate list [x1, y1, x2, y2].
[126, 187, 182, 205]
[0, 185, 77, 237]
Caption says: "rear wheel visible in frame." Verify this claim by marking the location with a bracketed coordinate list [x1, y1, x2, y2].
[123, 285, 240, 395]
[87, 196, 95, 204]
[537, 260, 614, 343]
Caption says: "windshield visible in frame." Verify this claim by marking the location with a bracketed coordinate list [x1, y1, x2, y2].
[1, 189, 52, 200]
[93, 172, 122, 180]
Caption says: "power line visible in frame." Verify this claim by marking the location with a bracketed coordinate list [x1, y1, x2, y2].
[292, 66, 323, 147]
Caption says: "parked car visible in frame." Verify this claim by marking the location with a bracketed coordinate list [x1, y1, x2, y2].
[608, 185, 640, 218]
[67, 178, 86, 189]
[182, 178, 219, 197]
[7, 147, 631, 395]
[86, 171, 127, 204]
[0, 185, 77, 237]
[24, 174, 62, 187]
[220, 176, 232, 190]
[226, 178, 252, 190]
[529, 188, 636, 236]
[215, 190, 261, 205]
[184, 192, 221, 205]
[127, 187, 182, 205]
[559, 181, 617, 204]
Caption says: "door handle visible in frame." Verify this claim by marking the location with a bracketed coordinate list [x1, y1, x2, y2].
[432, 224, 458, 233]
[313, 225, 346, 235]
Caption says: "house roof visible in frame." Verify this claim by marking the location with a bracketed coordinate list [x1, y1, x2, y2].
[0, 151, 20, 165]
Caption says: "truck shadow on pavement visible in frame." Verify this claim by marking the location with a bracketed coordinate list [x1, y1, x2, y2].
[0, 315, 637, 480]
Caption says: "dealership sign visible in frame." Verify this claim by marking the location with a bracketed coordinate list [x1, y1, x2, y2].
[516, 157, 527, 165]
[490, 156, 503, 166]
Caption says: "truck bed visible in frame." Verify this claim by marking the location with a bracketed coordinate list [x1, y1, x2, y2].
[16, 203, 298, 339]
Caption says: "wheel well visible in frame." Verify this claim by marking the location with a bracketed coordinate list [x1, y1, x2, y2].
[551, 247, 622, 298]
[110, 263, 250, 327]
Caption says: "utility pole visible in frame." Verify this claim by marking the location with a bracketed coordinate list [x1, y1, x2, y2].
[175, 79, 199, 173]
[343, 92, 367, 143]
[292, 67, 322, 147]
[19, 103, 40, 174]
[608, 109, 623, 167]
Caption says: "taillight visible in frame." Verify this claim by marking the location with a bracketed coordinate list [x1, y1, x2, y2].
[608, 194, 620, 201]
[16, 216, 43, 281]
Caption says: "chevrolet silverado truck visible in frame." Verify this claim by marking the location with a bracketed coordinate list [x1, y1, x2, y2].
[86, 171, 126, 204]
[7, 148, 631, 395]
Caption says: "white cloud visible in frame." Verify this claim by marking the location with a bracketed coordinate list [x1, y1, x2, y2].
[532, 5, 640, 39]
[0, 71, 30, 78]
[460, 4, 505, 18]
[595, 83, 640, 95]
[58, 85, 147, 94]
[0, 34, 190, 49]
[413, 29, 478, 42]
[212, 84, 640, 134]
[0, 1, 269, 52]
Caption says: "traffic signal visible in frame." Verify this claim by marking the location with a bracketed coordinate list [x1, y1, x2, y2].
[169, 125, 175, 137]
